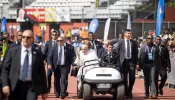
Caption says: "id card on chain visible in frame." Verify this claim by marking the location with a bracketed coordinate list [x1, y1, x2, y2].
[147, 46, 153, 60]
[148, 53, 153, 60]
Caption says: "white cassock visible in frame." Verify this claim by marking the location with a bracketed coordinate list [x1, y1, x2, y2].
[74, 49, 99, 89]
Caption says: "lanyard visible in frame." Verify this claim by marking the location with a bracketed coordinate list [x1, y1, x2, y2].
[146, 46, 153, 53]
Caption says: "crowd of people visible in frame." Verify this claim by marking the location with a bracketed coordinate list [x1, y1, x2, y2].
[0, 27, 174, 100]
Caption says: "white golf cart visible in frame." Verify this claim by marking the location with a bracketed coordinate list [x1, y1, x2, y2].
[77, 57, 125, 100]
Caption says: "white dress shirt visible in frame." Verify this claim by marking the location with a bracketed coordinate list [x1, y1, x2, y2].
[19, 46, 32, 81]
[52, 40, 56, 47]
[57, 46, 65, 65]
[124, 39, 132, 59]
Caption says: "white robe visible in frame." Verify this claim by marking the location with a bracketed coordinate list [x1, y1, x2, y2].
[74, 49, 99, 89]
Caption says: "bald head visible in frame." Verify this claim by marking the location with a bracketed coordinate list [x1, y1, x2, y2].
[22, 30, 34, 37]
[146, 34, 154, 44]
[21, 30, 34, 48]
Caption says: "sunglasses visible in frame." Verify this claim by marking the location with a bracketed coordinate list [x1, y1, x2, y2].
[57, 40, 63, 42]
[52, 34, 57, 36]
[18, 35, 22, 37]
[147, 38, 153, 40]
[22, 36, 32, 39]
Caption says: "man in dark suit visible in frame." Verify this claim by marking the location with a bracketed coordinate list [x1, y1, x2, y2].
[8, 30, 42, 52]
[116, 29, 138, 99]
[138, 34, 160, 99]
[47, 36, 73, 99]
[43, 30, 58, 92]
[62, 34, 76, 96]
[88, 32, 102, 54]
[1, 30, 48, 100]
[100, 42, 120, 70]
[98, 40, 109, 58]
[9, 31, 22, 48]
[155, 36, 171, 95]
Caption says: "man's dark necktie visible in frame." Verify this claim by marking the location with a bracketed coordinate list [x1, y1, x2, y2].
[58, 47, 62, 65]
[91, 41, 94, 49]
[159, 46, 161, 54]
[127, 40, 130, 58]
[21, 50, 29, 81]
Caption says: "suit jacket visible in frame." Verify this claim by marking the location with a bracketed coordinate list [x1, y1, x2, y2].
[157, 44, 171, 68]
[43, 40, 55, 60]
[97, 47, 107, 58]
[100, 50, 120, 67]
[138, 44, 160, 70]
[1, 46, 48, 94]
[47, 45, 73, 71]
[91, 40, 103, 54]
[65, 43, 76, 62]
[116, 39, 138, 66]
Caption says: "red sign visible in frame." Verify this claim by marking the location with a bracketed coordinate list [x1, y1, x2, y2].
[17, 8, 45, 22]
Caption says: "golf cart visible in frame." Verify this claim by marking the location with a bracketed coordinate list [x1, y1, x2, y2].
[77, 54, 125, 100]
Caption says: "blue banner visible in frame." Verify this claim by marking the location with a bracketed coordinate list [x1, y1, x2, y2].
[155, 0, 165, 36]
[1, 17, 7, 33]
[88, 18, 99, 33]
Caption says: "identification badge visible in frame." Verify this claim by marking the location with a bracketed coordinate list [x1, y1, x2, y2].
[148, 53, 153, 60]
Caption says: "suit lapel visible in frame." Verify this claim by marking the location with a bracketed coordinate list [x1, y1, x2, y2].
[50, 40, 52, 48]
[64, 46, 67, 59]
[17, 46, 22, 72]
[55, 45, 58, 64]
[130, 40, 133, 54]
[32, 47, 37, 71]
[122, 40, 125, 53]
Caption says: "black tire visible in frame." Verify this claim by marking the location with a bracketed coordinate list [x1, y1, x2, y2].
[77, 81, 83, 98]
[116, 84, 125, 100]
[83, 83, 92, 100]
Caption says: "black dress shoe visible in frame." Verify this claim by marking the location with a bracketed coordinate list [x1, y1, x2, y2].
[129, 92, 133, 99]
[56, 94, 60, 98]
[61, 94, 66, 99]
[144, 94, 149, 99]
[56, 93, 60, 98]
[159, 89, 163, 95]
[47, 88, 51, 93]
[65, 92, 69, 96]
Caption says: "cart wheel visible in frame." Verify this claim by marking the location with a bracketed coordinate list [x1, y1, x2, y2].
[83, 83, 92, 100]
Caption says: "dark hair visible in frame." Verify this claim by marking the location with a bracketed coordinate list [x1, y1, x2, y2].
[124, 29, 131, 33]
[107, 42, 113, 47]
[52, 30, 59, 34]
[88, 32, 94, 34]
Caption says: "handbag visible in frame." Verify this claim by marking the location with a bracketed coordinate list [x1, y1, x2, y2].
[71, 67, 79, 77]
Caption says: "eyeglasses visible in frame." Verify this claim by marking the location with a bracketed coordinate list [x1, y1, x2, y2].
[57, 40, 63, 42]
[22, 36, 32, 39]
[52, 34, 57, 36]
[18, 35, 22, 36]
